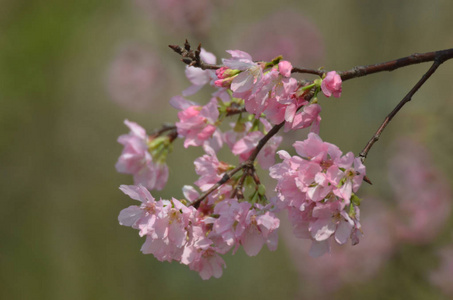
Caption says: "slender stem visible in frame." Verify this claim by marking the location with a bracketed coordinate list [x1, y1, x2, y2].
[231, 170, 248, 200]
[190, 121, 285, 208]
[150, 124, 177, 138]
[291, 67, 324, 77]
[359, 59, 442, 161]
[170, 40, 453, 82]
[248, 122, 285, 162]
[191, 164, 244, 209]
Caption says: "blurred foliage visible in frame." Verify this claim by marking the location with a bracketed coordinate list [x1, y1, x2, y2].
[1, 0, 453, 299]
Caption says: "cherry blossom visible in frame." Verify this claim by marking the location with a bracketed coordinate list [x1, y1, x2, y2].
[116, 120, 169, 190]
[270, 133, 366, 256]
[321, 71, 342, 98]
[171, 96, 219, 148]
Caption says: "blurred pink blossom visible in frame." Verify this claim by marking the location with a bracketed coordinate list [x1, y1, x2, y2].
[107, 43, 168, 111]
[134, 0, 218, 36]
[231, 10, 325, 67]
[388, 138, 452, 244]
[430, 244, 453, 296]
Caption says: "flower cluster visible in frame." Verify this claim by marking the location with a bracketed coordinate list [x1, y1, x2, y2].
[115, 120, 170, 190]
[270, 133, 366, 256]
[119, 185, 279, 279]
[115, 44, 368, 279]
[216, 50, 324, 131]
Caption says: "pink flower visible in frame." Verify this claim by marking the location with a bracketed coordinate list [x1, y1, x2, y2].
[194, 146, 232, 194]
[269, 133, 366, 256]
[284, 103, 322, 133]
[231, 130, 282, 170]
[182, 234, 226, 280]
[171, 96, 219, 148]
[119, 184, 198, 263]
[208, 198, 251, 253]
[321, 71, 342, 98]
[118, 184, 161, 232]
[116, 120, 168, 190]
[222, 50, 263, 94]
[240, 210, 280, 256]
[278, 60, 293, 77]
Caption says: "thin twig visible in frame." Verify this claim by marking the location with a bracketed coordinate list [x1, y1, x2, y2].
[231, 170, 248, 200]
[169, 40, 221, 70]
[248, 122, 285, 162]
[359, 59, 443, 161]
[291, 67, 324, 77]
[150, 124, 177, 139]
[226, 105, 247, 116]
[191, 164, 245, 209]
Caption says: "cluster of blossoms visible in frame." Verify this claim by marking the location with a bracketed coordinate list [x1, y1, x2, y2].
[115, 44, 365, 279]
[118, 184, 279, 279]
[270, 133, 365, 256]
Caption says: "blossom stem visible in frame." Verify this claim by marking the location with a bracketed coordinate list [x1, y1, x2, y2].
[150, 124, 177, 139]
[191, 164, 244, 209]
[359, 59, 443, 161]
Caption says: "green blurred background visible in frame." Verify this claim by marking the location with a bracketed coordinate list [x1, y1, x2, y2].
[1, 0, 453, 299]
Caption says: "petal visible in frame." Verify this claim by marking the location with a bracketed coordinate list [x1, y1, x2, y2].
[118, 205, 143, 226]
[335, 220, 353, 245]
[124, 119, 147, 139]
[278, 60, 293, 77]
[310, 218, 336, 241]
[241, 226, 265, 256]
[182, 185, 200, 203]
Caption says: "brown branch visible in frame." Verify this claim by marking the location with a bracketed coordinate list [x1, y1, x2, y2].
[291, 67, 324, 77]
[225, 105, 247, 116]
[169, 40, 221, 70]
[170, 41, 453, 82]
[191, 164, 245, 209]
[359, 59, 443, 161]
[150, 124, 177, 139]
[190, 121, 285, 208]
[248, 122, 285, 162]
[231, 170, 248, 200]
[339, 48, 453, 81]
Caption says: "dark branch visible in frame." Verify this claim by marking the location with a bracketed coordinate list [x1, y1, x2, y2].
[169, 40, 221, 70]
[359, 59, 443, 161]
[150, 124, 177, 139]
[191, 164, 244, 209]
[291, 67, 324, 77]
[339, 48, 453, 81]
